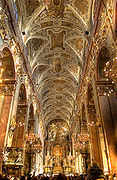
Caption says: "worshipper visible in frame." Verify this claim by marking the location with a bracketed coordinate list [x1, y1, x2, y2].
[0, 175, 3, 180]
[87, 162, 106, 180]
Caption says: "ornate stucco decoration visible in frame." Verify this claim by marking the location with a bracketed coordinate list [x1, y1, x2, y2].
[77, 0, 114, 104]
[20, 0, 91, 135]
[5, 0, 97, 146]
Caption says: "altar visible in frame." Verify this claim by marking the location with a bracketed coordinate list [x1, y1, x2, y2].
[53, 166, 63, 174]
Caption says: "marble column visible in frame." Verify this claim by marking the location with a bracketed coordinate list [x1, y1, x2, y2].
[0, 80, 16, 174]
[87, 105, 103, 168]
[12, 105, 27, 148]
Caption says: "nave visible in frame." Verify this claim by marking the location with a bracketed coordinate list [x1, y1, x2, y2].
[0, 0, 117, 179]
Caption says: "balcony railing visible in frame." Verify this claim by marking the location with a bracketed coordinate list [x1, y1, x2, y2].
[3, 147, 23, 166]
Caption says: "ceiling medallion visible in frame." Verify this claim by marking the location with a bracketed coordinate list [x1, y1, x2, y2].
[53, 19, 62, 27]
[52, 0, 62, 7]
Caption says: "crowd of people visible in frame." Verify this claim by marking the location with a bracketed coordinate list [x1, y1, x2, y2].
[0, 173, 108, 180]
[0, 172, 116, 180]
[0, 162, 116, 180]
[0, 173, 103, 180]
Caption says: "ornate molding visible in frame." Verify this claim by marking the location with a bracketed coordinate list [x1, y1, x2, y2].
[77, 0, 114, 103]
[3, 147, 23, 166]
[17, 105, 28, 116]
[96, 81, 116, 97]
[0, 80, 16, 96]
[87, 105, 96, 114]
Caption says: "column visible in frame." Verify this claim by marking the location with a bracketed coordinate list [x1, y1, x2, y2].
[0, 80, 16, 174]
[12, 104, 27, 148]
[87, 105, 103, 168]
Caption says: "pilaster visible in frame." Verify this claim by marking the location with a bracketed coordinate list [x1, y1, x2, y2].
[0, 79, 16, 174]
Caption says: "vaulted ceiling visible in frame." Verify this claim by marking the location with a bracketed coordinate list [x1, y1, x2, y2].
[15, 0, 95, 143]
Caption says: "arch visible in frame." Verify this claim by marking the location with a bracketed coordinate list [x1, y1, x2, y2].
[12, 84, 27, 148]
[97, 46, 110, 81]
[0, 48, 15, 79]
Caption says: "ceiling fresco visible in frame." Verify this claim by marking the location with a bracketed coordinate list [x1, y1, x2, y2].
[15, 0, 94, 143]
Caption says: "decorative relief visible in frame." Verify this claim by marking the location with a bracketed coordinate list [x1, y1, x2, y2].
[6, 0, 112, 150]
[97, 81, 116, 97]
[0, 2, 44, 147]
[3, 147, 23, 165]
[54, 58, 61, 72]
[0, 81, 16, 96]
[8, 115, 16, 138]
[87, 105, 96, 114]
[77, 0, 114, 105]
[16, 106, 27, 116]
[48, 30, 66, 50]
[25, 0, 40, 16]
[74, 0, 89, 16]
[46, 0, 64, 17]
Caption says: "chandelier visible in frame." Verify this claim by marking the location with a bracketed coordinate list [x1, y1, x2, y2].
[17, 121, 25, 127]
[88, 118, 101, 128]
[25, 132, 38, 145]
[33, 143, 42, 153]
[74, 126, 89, 152]
[77, 130, 89, 144]
[74, 142, 84, 151]
[104, 57, 117, 83]
[25, 132, 42, 153]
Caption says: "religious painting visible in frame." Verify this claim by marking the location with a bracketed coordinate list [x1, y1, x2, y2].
[0, 48, 15, 79]
[54, 59, 61, 73]
[47, 0, 64, 17]
[53, 145, 63, 156]
[48, 30, 65, 50]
